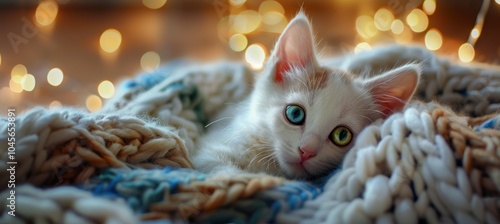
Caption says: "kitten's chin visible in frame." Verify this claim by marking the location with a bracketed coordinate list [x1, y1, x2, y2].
[277, 157, 312, 179]
[276, 149, 317, 179]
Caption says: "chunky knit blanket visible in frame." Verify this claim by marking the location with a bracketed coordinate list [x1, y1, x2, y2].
[1, 46, 499, 224]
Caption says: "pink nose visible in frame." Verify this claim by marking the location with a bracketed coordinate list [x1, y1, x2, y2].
[299, 148, 316, 162]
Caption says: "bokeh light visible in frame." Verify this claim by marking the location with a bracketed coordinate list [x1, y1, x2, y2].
[142, 0, 167, 9]
[47, 68, 64, 86]
[262, 11, 286, 26]
[259, 1, 285, 25]
[9, 79, 23, 93]
[98, 80, 115, 99]
[35, 0, 58, 26]
[245, 44, 266, 70]
[391, 19, 404, 34]
[458, 43, 475, 62]
[425, 29, 443, 51]
[233, 10, 262, 34]
[100, 29, 122, 53]
[11, 64, 27, 84]
[21, 74, 36, 92]
[230, 0, 246, 6]
[86, 95, 102, 112]
[373, 8, 394, 31]
[423, 0, 436, 15]
[354, 42, 372, 54]
[406, 9, 428, 33]
[0, 52, 2, 68]
[471, 28, 480, 39]
[259, 1, 284, 14]
[497, 0, 500, 4]
[49, 100, 62, 109]
[356, 15, 378, 38]
[229, 34, 248, 52]
[140, 51, 161, 72]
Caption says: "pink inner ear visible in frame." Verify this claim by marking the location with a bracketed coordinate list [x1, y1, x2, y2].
[276, 61, 288, 83]
[276, 53, 307, 83]
[375, 94, 406, 117]
[367, 64, 420, 118]
[272, 15, 314, 83]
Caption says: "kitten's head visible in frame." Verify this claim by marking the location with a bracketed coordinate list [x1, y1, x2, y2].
[250, 13, 420, 179]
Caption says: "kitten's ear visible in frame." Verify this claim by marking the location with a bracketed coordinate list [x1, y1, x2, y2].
[364, 64, 421, 117]
[271, 12, 316, 83]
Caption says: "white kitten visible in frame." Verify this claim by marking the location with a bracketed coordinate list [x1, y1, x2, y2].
[192, 13, 420, 179]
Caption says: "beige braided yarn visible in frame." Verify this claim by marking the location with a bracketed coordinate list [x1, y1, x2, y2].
[0, 107, 192, 191]
[141, 173, 285, 220]
[0, 185, 136, 224]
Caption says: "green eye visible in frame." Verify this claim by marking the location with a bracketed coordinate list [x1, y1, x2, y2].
[330, 126, 353, 146]
[285, 105, 305, 125]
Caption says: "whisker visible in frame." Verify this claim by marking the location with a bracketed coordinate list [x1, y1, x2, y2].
[205, 116, 233, 128]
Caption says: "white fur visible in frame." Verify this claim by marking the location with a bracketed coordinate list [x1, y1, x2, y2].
[192, 13, 420, 179]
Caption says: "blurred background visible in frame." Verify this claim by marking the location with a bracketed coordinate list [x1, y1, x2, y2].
[1, 0, 500, 115]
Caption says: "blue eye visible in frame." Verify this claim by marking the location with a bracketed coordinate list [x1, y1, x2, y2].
[285, 105, 305, 125]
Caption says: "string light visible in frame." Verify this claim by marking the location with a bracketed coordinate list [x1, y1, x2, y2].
[86, 95, 102, 112]
[140, 51, 161, 72]
[245, 44, 266, 70]
[471, 28, 480, 39]
[100, 29, 122, 53]
[373, 8, 394, 31]
[21, 74, 36, 92]
[354, 42, 372, 54]
[98, 80, 115, 99]
[142, 0, 167, 9]
[47, 68, 64, 86]
[35, 0, 58, 26]
[406, 9, 428, 33]
[458, 43, 475, 63]
[423, 0, 436, 15]
[457, 0, 489, 63]
[467, 0, 489, 46]
[425, 29, 443, 51]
